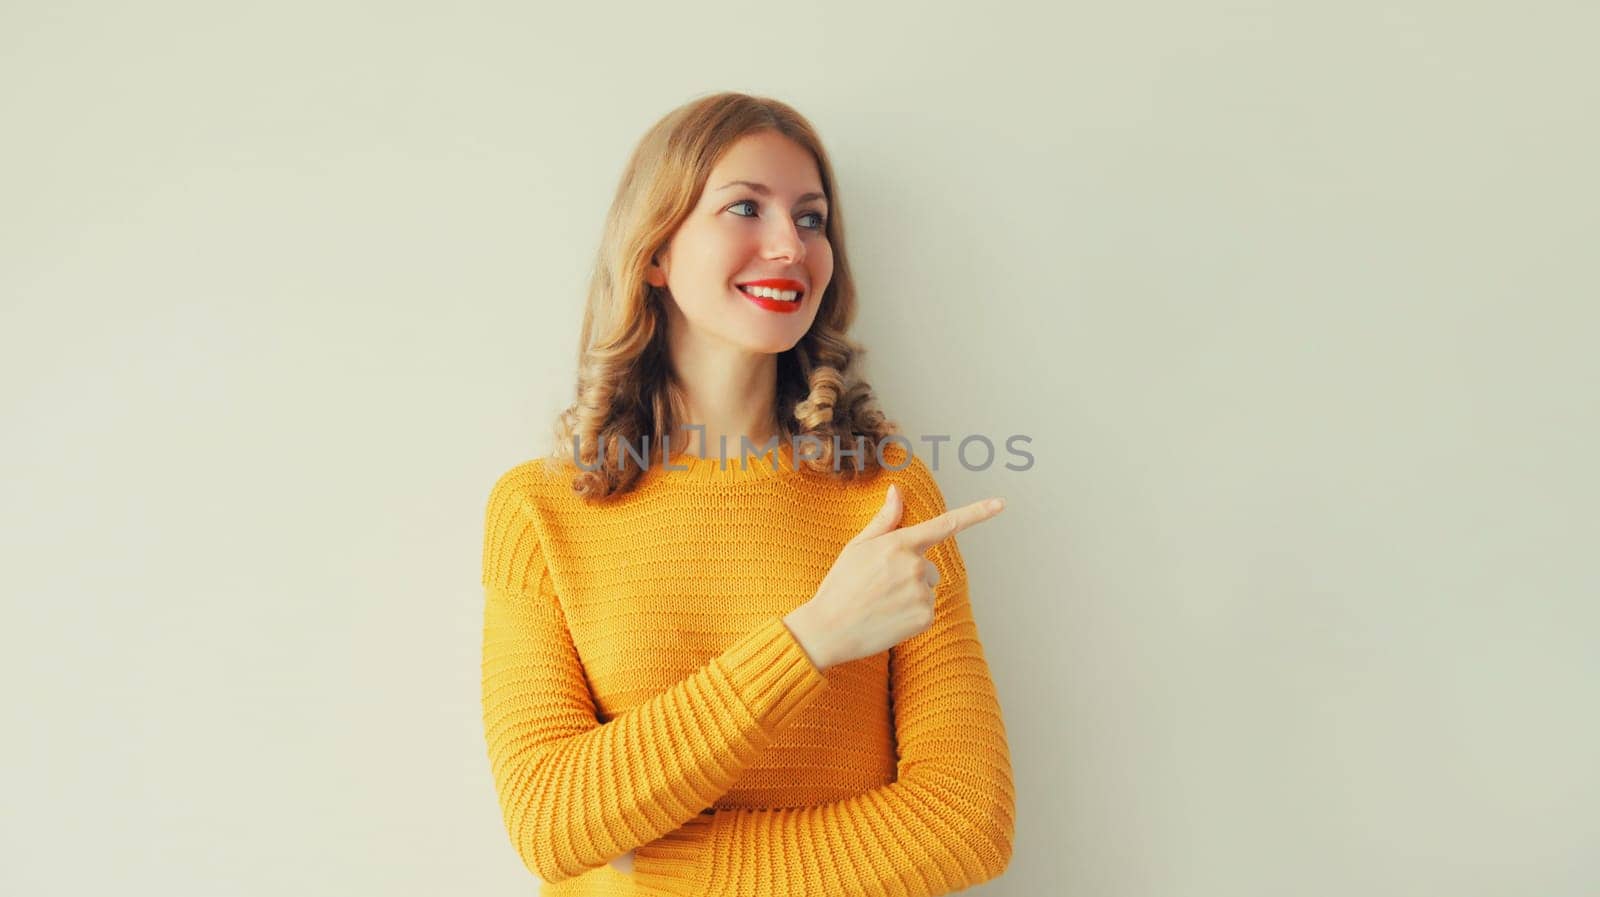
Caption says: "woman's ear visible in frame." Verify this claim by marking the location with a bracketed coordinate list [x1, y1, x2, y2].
[645, 249, 669, 287]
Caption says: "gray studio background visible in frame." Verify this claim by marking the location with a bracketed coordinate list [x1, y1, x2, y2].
[3, 2, 1596, 895]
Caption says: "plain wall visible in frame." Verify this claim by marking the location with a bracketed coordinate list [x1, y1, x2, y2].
[3, 1, 1596, 894]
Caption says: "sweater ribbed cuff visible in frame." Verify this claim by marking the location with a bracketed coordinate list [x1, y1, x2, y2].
[714, 615, 828, 734]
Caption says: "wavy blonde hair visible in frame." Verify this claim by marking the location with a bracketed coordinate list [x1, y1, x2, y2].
[544, 91, 900, 501]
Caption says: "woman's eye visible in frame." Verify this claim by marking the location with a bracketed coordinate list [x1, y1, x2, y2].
[729, 200, 827, 232]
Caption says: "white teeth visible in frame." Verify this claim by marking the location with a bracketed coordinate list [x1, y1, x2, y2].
[741, 285, 800, 301]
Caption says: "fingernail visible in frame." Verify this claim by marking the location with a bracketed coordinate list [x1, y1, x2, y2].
[988, 498, 1005, 512]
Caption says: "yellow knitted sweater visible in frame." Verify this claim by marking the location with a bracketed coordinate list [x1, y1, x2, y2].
[480, 440, 1015, 896]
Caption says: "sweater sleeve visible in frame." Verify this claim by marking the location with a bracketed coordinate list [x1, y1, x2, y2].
[479, 465, 830, 884]
[632, 461, 1017, 897]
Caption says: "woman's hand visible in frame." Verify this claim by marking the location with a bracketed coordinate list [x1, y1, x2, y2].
[610, 847, 635, 874]
[783, 484, 1005, 671]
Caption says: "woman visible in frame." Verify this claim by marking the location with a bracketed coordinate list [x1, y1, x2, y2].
[480, 91, 1015, 896]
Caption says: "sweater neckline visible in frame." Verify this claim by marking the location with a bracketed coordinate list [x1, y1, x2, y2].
[647, 439, 799, 484]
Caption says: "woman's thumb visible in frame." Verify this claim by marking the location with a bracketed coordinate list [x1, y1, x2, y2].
[852, 483, 903, 543]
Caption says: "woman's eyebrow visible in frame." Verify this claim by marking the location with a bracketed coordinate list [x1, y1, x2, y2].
[715, 180, 828, 207]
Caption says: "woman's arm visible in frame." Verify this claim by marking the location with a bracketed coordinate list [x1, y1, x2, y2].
[480, 467, 829, 884]
[633, 465, 1017, 897]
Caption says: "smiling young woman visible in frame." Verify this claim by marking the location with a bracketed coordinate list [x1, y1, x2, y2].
[479, 92, 1015, 896]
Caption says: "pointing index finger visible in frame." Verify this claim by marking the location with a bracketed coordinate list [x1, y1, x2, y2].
[895, 497, 1006, 552]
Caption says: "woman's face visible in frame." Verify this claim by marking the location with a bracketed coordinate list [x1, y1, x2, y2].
[646, 130, 832, 354]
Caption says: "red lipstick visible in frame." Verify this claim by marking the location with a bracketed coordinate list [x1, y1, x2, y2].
[735, 278, 807, 314]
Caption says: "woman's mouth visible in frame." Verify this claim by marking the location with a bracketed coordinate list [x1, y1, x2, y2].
[737, 283, 804, 314]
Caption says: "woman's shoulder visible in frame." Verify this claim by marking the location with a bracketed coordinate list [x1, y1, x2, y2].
[875, 440, 950, 518]
[485, 455, 572, 518]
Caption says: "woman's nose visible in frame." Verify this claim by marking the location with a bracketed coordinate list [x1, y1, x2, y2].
[764, 221, 805, 261]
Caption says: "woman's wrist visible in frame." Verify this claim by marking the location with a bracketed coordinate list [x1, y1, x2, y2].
[782, 605, 832, 672]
